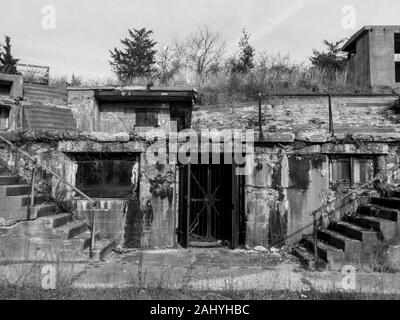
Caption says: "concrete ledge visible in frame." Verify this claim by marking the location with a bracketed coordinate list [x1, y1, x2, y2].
[58, 140, 146, 153]
[256, 133, 295, 143]
[0, 73, 23, 98]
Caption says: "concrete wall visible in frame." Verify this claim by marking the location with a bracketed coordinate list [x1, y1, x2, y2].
[99, 101, 171, 133]
[243, 141, 399, 248]
[354, 32, 371, 88]
[245, 148, 329, 247]
[348, 27, 400, 91]
[369, 27, 400, 90]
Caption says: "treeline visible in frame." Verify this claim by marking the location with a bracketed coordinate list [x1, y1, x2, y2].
[107, 24, 360, 104]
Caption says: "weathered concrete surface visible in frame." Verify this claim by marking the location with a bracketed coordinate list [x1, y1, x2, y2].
[0, 74, 23, 98]
[0, 218, 91, 263]
[71, 249, 400, 295]
[192, 98, 400, 139]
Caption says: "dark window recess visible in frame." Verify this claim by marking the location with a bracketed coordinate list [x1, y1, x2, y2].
[135, 109, 158, 127]
[0, 81, 12, 95]
[396, 62, 400, 83]
[0, 107, 9, 131]
[73, 153, 137, 198]
[395, 33, 400, 54]
[330, 156, 375, 188]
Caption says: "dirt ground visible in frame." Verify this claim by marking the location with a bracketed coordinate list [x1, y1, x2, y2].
[1, 247, 400, 298]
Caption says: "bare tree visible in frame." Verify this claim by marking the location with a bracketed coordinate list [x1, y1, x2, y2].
[156, 39, 186, 85]
[185, 24, 225, 84]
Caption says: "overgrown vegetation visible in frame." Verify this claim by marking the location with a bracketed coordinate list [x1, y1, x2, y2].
[9, 24, 372, 104]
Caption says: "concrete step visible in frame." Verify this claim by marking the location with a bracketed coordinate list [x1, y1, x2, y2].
[26, 117, 76, 125]
[40, 213, 72, 228]
[292, 246, 318, 270]
[75, 231, 101, 251]
[1, 194, 46, 208]
[25, 112, 76, 121]
[28, 203, 59, 220]
[370, 197, 400, 210]
[27, 126, 76, 132]
[26, 121, 76, 129]
[359, 204, 400, 222]
[387, 190, 400, 199]
[0, 176, 20, 185]
[302, 235, 345, 268]
[91, 239, 117, 262]
[0, 184, 30, 197]
[329, 221, 380, 244]
[24, 106, 71, 115]
[55, 221, 88, 240]
[317, 229, 362, 262]
[346, 215, 399, 240]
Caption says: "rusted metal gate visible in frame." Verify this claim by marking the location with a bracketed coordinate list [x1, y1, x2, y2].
[178, 162, 244, 248]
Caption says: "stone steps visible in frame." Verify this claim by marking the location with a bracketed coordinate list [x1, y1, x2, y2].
[22, 104, 77, 132]
[0, 184, 30, 197]
[55, 221, 88, 240]
[88, 238, 117, 262]
[358, 203, 400, 222]
[370, 197, 400, 210]
[295, 193, 400, 270]
[0, 176, 20, 185]
[40, 213, 72, 228]
[301, 235, 346, 269]
[28, 203, 60, 220]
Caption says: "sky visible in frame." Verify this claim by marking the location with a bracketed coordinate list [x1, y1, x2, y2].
[1, 0, 400, 81]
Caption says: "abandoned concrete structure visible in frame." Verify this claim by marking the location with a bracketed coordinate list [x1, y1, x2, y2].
[343, 25, 400, 92]
[1, 71, 400, 269]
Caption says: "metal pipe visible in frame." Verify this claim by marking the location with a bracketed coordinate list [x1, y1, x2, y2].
[258, 93, 263, 139]
[328, 94, 334, 137]
[90, 209, 96, 258]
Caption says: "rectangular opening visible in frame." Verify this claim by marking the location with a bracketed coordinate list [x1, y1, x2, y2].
[135, 108, 158, 127]
[0, 80, 12, 96]
[178, 158, 246, 249]
[396, 62, 400, 83]
[330, 155, 376, 188]
[71, 152, 138, 198]
[395, 33, 400, 54]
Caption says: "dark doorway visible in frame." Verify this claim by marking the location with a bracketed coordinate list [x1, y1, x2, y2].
[0, 106, 10, 131]
[178, 162, 245, 249]
[396, 62, 400, 83]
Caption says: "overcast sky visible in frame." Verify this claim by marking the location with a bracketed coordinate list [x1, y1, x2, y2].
[1, 0, 399, 80]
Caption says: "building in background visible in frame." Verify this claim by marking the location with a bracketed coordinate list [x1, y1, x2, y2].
[343, 25, 400, 93]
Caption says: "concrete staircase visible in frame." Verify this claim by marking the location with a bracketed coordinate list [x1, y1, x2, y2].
[22, 104, 77, 132]
[0, 175, 116, 262]
[293, 192, 400, 270]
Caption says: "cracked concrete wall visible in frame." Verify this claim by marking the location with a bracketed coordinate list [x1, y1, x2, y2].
[138, 153, 177, 249]
[245, 148, 328, 248]
[244, 141, 400, 249]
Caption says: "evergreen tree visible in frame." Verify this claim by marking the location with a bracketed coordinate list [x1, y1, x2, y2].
[109, 28, 157, 82]
[230, 29, 255, 74]
[0, 36, 19, 75]
[309, 39, 347, 72]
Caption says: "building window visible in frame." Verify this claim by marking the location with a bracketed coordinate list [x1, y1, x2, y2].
[135, 109, 158, 127]
[74, 153, 137, 198]
[395, 33, 400, 54]
[396, 62, 400, 83]
[330, 156, 375, 188]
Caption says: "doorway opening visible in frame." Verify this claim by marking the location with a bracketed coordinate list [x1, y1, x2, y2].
[178, 162, 245, 249]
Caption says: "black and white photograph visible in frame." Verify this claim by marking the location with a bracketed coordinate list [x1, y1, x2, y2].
[0, 0, 400, 308]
